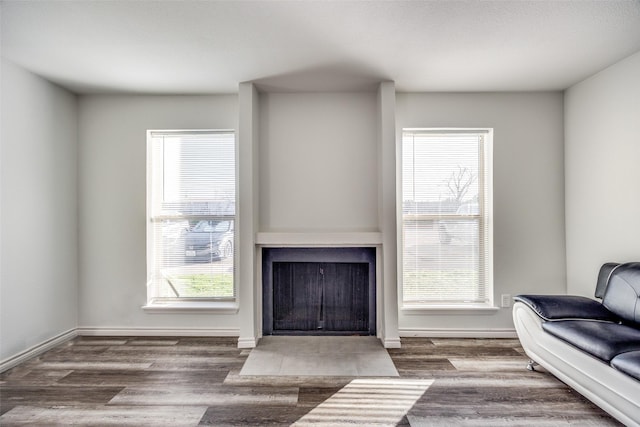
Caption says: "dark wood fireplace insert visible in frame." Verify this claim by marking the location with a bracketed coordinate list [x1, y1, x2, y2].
[262, 247, 376, 336]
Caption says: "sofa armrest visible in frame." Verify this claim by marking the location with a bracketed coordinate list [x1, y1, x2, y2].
[514, 295, 616, 321]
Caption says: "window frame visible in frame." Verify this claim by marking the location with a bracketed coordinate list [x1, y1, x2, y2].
[144, 129, 238, 312]
[399, 128, 494, 310]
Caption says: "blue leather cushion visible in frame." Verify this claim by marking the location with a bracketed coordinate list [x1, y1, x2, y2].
[514, 295, 615, 321]
[542, 320, 640, 362]
[611, 351, 640, 381]
[602, 262, 640, 327]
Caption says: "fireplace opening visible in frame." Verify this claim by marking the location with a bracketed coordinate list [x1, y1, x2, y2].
[263, 248, 376, 336]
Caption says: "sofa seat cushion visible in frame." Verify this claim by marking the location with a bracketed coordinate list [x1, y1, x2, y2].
[611, 351, 640, 381]
[542, 320, 640, 362]
[514, 295, 616, 321]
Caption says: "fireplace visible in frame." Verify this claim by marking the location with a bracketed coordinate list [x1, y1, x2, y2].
[262, 247, 376, 335]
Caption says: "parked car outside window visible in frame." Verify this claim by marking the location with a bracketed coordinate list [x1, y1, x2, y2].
[184, 220, 234, 262]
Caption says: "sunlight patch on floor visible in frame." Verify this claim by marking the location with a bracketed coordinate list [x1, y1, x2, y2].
[293, 378, 433, 426]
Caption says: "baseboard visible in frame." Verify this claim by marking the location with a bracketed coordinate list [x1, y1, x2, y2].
[381, 337, 402, 348]
[237, 336, 259, 348]
[77, 327, 240, 337]
[399, 328, 517, 338]
[1, 328, 77, 373]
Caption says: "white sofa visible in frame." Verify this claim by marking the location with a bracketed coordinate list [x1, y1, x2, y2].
[513, 262, 640, 426]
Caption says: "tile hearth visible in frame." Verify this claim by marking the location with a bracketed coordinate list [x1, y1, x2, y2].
[239, 336, 399, 377]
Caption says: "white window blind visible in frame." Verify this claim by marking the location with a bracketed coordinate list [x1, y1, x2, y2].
[147, 130, 236, 303]
[401, 129, 492, 306]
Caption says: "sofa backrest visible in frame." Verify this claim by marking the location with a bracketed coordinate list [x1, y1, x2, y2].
[602, 262, 640, 327]
[595, 262, 621, 299]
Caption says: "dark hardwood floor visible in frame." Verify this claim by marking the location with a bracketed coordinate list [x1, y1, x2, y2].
[0, 336, 620, 426]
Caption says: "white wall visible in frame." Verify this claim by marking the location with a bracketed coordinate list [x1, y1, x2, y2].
[1, 60, 78, 360]
[565, 51, 640, 297]
[396, 92, 566, 332]
[258, 92, 378, 232]
[237, 83, 261, 347]
[2, 47, 637, 355]
[78, 95, 239, 331]
[377, 82, 400, 346]
[77, 91, 567, 336]
[0, 68, 591, 350]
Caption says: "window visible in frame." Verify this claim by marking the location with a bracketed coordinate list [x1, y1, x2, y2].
[401, 129, 493, 307]
[147, 130, 236, 305]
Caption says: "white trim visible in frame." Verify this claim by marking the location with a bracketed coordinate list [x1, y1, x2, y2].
[255, 232, 383, 246]
[398, 128, 495, 308]
[401, 305, 500, 315]
[146, 129, 238, 304]
[1, 329, 77, 373]
[382, 337, 402, 348]
[237, 336, 259, 348]
[403, 128, 492, 135]
[142, 301, 238, 314]
[77, 327, 239, 337]
[399, 328, 517, 338]
[148, 129, 236, 137]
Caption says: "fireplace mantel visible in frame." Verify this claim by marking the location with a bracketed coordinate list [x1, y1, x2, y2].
[255, 232, 383, 246]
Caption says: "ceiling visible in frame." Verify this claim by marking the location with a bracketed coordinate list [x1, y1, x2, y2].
[2, 0, 640, 94]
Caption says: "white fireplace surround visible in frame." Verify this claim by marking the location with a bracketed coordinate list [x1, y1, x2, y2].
[248, 231, 400, 348]
[237, 228, 401, 348]
[236, 82, 401, 349]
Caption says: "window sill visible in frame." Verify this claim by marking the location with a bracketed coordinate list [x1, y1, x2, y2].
[142, 301, 238, 314]
[401, 304, 500, 315]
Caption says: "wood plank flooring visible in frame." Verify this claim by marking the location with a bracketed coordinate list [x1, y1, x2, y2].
[0, 336, 620, 426]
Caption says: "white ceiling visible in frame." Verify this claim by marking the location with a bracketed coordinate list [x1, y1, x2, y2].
[2, 0, 640, 94]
